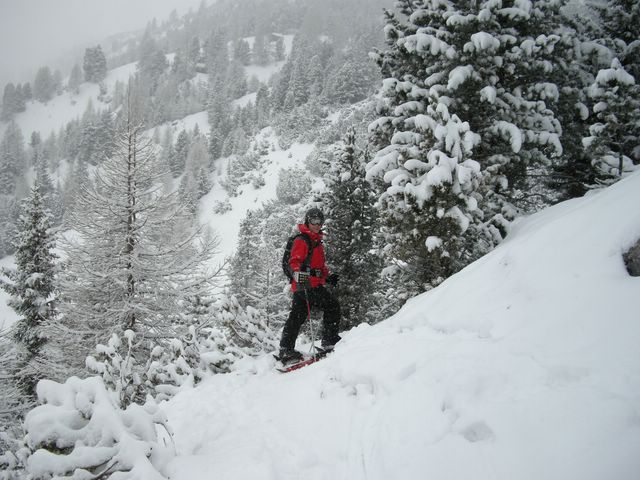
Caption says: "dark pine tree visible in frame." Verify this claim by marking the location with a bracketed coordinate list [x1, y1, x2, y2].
[323, 127, 381, 327]
[0, 184, 58, 401]
[83, 46, 108, 83]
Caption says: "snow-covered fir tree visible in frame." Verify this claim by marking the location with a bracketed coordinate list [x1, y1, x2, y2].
[179, 131, 211, 213]
[171, 129, 190, 177]
[0, 122, 26, 195]
[1, 83, 27, 121]
[323, 127, 381, 327]
[83, 45, 108, 83]
[67, 64, 83, 94]
[0, 185, 57, 402]
[0, 195, 18, 258]
[367, 0, 574, 293]
[227, 198, 304, 347]
[32, 66, 56, 103]
[596, 0, 640, 82]
[584, 58, 640, 184]
[55, 106, 220, 379]
[137, 32, 169, 104]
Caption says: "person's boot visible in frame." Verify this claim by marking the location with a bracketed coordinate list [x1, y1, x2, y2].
[316, 340, 338, 355]
[277, 348, 304, 364]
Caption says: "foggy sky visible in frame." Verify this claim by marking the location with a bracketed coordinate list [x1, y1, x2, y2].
[0, 0, 206, 88]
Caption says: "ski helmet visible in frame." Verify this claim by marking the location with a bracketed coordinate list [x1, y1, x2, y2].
[304, 207, 325, 225]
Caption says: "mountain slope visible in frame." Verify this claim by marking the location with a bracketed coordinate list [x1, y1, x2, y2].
[162, 171, 640, 480]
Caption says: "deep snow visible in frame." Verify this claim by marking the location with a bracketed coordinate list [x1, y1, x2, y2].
[2, 27, 639, 479]
[162, 171, 640, 480]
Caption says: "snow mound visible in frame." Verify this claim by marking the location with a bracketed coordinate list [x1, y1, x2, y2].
[162, 172, 640, 480]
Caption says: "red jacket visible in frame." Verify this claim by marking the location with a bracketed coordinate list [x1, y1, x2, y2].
[289, 224, 329, 292]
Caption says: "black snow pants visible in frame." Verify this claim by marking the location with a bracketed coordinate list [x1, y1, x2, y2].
[279, 285, 341, 351]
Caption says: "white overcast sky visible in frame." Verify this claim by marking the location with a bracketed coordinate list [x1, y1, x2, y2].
[0, 0, 206, 87]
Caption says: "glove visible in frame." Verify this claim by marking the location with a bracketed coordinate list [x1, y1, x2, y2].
[294, 270, 310, 288]
[327, 273, 339, 286]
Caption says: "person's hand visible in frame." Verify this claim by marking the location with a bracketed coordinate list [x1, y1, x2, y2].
[294, 270, 310, 288]
[327, 273, 339, 286]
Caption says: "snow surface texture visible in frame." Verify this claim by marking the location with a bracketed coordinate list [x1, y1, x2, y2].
[163, 171, 640, 480]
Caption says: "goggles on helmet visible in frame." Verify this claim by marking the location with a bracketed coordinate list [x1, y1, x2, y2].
[308, 217, 323, 225]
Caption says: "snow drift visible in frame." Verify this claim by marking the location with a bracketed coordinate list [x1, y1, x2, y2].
[163, 171, 640, 480]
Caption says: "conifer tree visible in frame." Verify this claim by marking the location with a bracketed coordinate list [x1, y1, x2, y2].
[33, 66, 56, 102]
[172, 129, 190, 177]
[204, 28, 230, 78]
[22, 81, 32, 102]
[272, 60, 293, 110]
[83, 46, 107, 83]
[187, 35, 202, 68]
[52, 70, 63, 96]
[323, 127, 381, 327]
[68, 64, 83, 94]
[368, 0, 569, 294]
[0, 185, 58, 400]
[159, 127, 175, 177]
[43, 131, 60, 173]
[597, 0, 640, 81]
[253, 34, 269, 66]
[233, 38, 252, 66]
[55, 108, 219, 377]
[137, 33, 167, 94]
[228, 202, 298, 334]
[207, 79, 233, 141]
[1, 83, 18, 120]
[306, 55, 324, 98]
[13, 84, 27, 113]
[585, 58, 640, 184]
[32, 143, 64, 226]
[225, 60, 248, 99]
[0, 121, 26, 195]
[274, 36, 286, 61]
[62, 156, 90, 220]
[255, 85, 272, 128]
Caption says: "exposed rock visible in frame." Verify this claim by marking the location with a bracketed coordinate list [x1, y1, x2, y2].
[624, 238, 640, 276]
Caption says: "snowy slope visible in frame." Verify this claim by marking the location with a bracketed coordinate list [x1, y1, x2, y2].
[162, 171, 640, 480]
[2, 62, 137, 140]
[1, 34, 293, 142]
[199, 130, 314, 262]
[0, 40, 296, 327]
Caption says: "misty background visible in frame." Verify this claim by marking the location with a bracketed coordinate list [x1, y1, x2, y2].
[0, 0, 205, 87]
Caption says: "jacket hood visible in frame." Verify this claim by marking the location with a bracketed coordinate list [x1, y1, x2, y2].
[298, 223, 323, 241]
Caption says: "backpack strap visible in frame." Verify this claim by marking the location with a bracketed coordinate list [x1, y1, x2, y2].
[285, 233, 315, 281]
[297, 233, 316, 273]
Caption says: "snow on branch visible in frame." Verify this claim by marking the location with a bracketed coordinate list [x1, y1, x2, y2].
[498, 0, 532, 21]
[447, 65, 475, 90]
[24, 376, 174, 480]
[464, 32, 501, 53]
[492, 121, 523, 153]
[403, 33, 456, 59]
[480, 86, 497, 104]
[592, 59, 636, 88]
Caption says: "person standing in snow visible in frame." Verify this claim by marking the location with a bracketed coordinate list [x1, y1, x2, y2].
[278, 208, 341, 363]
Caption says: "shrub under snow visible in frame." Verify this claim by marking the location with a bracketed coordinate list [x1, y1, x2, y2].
[24, 376, 174, 480]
